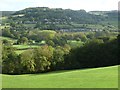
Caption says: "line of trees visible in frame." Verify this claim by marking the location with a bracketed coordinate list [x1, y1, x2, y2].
[2, 27, 118, 46]
[2, 36, 119, 74]
[64, 38, 118, 69]
[2, 44, 70, 74]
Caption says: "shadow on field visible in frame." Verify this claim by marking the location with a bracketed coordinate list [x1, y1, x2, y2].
[28, 69, 87, 76]
[28, 65, 117, 76]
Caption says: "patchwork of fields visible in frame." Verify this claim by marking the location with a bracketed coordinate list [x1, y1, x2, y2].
[1, 8, 119, 89]
[2, 65, 118, 88]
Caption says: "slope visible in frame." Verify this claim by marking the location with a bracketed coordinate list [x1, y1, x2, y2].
[2, 65, 118, 88]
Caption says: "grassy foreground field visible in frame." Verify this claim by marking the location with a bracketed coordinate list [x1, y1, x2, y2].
[2, 65, 118, 88]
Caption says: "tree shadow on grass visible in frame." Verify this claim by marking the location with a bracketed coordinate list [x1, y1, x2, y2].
[28, 65, 118, 76]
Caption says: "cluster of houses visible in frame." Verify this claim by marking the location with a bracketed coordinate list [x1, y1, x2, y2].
[59, 28, 103, 32]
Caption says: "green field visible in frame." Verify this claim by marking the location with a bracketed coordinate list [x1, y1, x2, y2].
[15, 50, 28, 54]
[0, 36, 16, 41]
[12, 44, 40, 55]
[67, 40, 83, 48]
[13, 45, 39, 50]
[13, 45, 40, 54]
[2, 65, 118, 88]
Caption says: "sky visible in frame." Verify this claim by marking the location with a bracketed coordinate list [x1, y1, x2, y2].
[0, 0, 119, 11]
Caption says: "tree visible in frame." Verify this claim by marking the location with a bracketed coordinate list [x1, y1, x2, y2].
[2, 28, 14, 38]
[86, 32, 95, 39]
[53, 35, 67, 46]
[79, 33, 88, 42]
[52, 46, 65, 70]
[17, 37, 28, 44]
[65, 38, 118, 69]
[2, 39, 12, 46]
[20, 50, 35, 73]
[33, 45, 53, 72]
[46, 40, 55, 46]
[2, 46, 20, 74]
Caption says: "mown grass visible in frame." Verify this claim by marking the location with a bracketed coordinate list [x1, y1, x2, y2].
[0, 36, 16, 41]
[13, 45, 39, 50]
[2, 65, 118, 88]
[67, 40, 84, 48]
[15, 50, 28, 54]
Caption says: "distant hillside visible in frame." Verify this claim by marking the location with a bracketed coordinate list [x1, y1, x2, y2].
[89, 10, 118, 20]
[11, 7, 98, 24]
[1, 11, 16, 16]
[8, 7, 117, 25]
[1, 7, 118, 31]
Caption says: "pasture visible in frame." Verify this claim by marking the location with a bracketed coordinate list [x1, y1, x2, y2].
[2, 65, 118, 88]
[67, 40, 83, 48]
[15, 50, 28, 54]
[13, 45, 39, 50]
[0, 36, 16, 41]
[13, 45, 40, 54]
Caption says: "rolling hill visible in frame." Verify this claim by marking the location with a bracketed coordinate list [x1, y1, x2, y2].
[2, 7, 117, 29]
[2, 65, 118, 88]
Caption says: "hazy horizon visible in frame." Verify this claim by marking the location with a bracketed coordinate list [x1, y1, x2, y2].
[0, 0, 119, 11]
[0, 7, 118, 12]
